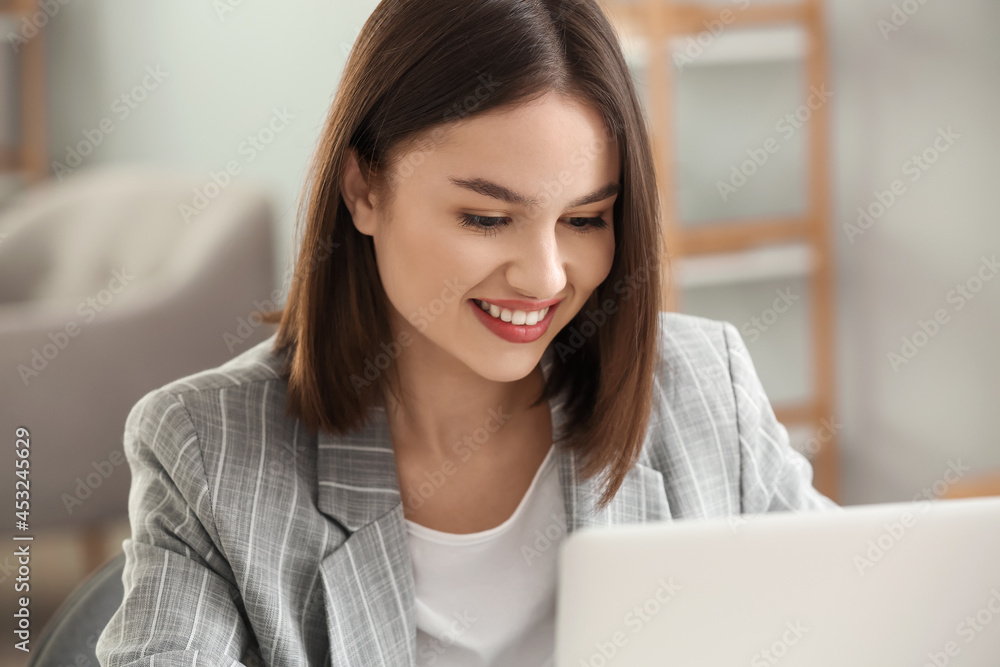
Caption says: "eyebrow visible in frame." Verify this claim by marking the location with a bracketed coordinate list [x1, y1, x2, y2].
[448, 177, 620, 209]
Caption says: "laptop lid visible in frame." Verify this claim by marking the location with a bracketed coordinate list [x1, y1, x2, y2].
[555, 496, 1000, 666]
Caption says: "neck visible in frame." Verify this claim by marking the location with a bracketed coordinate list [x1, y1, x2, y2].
[381, 345, 550, 465]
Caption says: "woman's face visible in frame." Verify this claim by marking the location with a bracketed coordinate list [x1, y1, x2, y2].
[345, 91, 619, 383]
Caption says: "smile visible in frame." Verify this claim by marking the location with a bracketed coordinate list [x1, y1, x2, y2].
[469, 299, 559, 344]
[474, 299, 550, 325]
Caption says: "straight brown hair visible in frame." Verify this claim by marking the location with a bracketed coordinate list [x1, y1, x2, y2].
[259, 0, 665, 512]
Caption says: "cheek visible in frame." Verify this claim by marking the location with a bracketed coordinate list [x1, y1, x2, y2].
[575, 231, 616, 289]
[375, 217, 480, 318]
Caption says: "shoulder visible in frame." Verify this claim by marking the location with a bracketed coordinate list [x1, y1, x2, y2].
[141, 333, 286, 399]
[653, 311, 773, 430]
[651, 311, 787, 439]
[645, 311, 838, 516]
[641, 312, 748, 516]
[653, 311, 740, 392]
[124, 333, 294, 463]
[646, 310, 743, 449]
[121, 333, 309, 554]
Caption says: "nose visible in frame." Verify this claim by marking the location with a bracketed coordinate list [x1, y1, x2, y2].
[504, 222, 567, 301]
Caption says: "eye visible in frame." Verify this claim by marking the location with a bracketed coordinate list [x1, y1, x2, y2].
[458, 214, 511, 238]
[566, 216, 610, 233]
[457, 214, 610, 237]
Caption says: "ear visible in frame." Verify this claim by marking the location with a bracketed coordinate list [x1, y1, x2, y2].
[341, 147, 380, 237]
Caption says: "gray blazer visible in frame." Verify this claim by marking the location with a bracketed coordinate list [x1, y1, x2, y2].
[96, 311, 838, 667]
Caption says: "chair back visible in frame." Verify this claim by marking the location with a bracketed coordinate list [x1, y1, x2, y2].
[28, 552, 126, 667]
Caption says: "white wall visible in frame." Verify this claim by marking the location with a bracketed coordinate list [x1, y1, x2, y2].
[30, 0, 1000, 505]
[40, 0, 381, 288]
[827, 0, 1000, 503]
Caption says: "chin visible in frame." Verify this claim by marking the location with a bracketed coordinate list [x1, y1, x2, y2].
[463, 350, 541, 384]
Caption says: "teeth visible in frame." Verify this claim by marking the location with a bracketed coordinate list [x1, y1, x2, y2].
[475, 299, 549, 325]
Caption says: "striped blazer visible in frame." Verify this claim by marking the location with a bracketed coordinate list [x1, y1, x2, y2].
[96, 311, 839, 666]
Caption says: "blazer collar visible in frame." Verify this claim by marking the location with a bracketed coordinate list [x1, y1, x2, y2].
[314, 346, 673, 532]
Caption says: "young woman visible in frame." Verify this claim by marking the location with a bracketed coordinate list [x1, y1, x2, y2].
[97, 0, 838, 665]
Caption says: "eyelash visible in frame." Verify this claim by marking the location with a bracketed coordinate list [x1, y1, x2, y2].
[458, 214, 609, 238]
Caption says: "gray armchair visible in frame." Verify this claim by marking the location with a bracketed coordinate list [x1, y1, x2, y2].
[0, 163, 279, 568]
[27, 552, 126, 667]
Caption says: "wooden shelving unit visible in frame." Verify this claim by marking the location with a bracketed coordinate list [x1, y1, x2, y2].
[0, 0, 48, 184]
[601, 0, 840, 502]
[942, 471, 1000, 500]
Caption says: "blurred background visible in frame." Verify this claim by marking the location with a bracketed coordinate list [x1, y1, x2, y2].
[0, 0, 998, 664]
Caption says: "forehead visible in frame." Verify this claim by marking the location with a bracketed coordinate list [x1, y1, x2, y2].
[395, 93, 620, 200]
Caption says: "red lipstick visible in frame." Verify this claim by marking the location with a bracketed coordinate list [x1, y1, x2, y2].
[470, 298, 560, 344]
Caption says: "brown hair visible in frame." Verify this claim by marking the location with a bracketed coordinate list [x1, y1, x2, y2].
[259, 0, 664, 511]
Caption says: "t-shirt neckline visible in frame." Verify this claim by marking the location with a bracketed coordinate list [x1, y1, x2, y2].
[404, 442, 557, 545]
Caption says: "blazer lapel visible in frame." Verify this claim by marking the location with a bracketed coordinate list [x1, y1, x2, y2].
[312, 349, 672, 665]
[545, 347, 673, 531]
[318, 504, 417, 665]
[315, 406, 416, 666]
[551, 403, 673, 531]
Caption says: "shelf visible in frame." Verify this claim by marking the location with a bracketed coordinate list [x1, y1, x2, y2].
[0, 0, 34, 17]
[786, 421, 823, 462]
[0, 0, 46, 184]
[670, 25, 806, 66]
[681, 216, 809, 255]
[941, 470, 1000, 499]
[620, 32, 649, 72]
[608, 1, 811, 35]
[677, 241, 812, 288]
[609, 0, 838, 502]
[0, 9, 19, 176]
[765, 401, 830, 461]
[0, 146, 15, 171]
[623, 27, 805, 75]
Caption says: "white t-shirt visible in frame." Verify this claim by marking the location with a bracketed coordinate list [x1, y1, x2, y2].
[404, 442, 566, 667]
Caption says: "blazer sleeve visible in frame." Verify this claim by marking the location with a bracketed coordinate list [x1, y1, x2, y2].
[721, 321, 841, 514]
[96, 389, 261, 667]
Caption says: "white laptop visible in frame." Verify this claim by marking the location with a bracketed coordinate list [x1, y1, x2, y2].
[555, 496, 1000, 666]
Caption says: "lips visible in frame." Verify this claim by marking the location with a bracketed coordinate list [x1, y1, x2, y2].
[470, 298, 559, 343]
